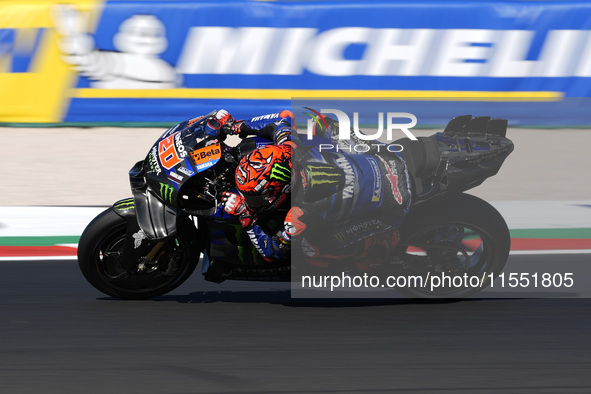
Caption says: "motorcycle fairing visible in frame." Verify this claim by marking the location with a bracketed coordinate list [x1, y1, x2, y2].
[109, 197, 177, 269]
[129, 116, 224, 240]
[442, 115, 508, 137]
[135, 187, 178, 239]
[397, 117, 514, 201]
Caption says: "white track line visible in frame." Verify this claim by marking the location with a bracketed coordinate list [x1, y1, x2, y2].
[509, 249, 591, 255]
[0, 256, 78, 261]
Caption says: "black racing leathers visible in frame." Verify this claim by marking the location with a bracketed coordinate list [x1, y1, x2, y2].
[291, 139, 412, 261]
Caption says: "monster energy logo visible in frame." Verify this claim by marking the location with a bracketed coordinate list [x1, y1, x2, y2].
[114, 198, 134, 211]
[334, 232, 347, 245]
[270, 163, 290, 182]
[306, 164, 342, 187]
[159, 183, 174, 203]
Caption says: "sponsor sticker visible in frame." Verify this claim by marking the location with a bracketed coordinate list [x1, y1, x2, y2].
[377, 156, 403, 205]
[189, 143, 222, 170]
[368, 157, 382, 202]
[158, 132, 184, 170]
[178, 166, 195, 177]
[167, 172, 184, 184]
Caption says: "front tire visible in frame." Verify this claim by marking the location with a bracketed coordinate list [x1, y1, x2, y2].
[78, 208, 199, 299]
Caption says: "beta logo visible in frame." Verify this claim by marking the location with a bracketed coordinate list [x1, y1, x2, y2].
[189, 143, 222, 169]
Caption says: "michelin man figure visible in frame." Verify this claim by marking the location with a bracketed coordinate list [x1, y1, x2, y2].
[52, 4, 180, 88]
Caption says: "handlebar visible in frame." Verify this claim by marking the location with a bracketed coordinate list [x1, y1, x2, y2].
[220, 120, 259, 139]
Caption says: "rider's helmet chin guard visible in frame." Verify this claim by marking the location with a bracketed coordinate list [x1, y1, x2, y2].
[236, 145, 291, 212]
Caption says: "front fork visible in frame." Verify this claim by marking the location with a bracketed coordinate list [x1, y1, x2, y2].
[111, 199, 204, 272]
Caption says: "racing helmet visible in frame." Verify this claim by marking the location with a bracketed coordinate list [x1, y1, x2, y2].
[235, 145, 291, 210]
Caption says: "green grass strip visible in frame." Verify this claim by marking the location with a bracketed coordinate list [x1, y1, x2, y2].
[510, 228, 591, 239]
[0, 236, 81, 247]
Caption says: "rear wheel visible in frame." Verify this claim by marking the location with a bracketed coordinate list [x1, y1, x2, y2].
[78, 208, 199, 299]
[394, 194, 510, 298]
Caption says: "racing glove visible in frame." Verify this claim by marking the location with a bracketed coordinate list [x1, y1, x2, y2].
[229, 120, 248, 135]
[221, 192, 255, 227]
[215, 109, 251, 136]
[215, 109, 233, 126]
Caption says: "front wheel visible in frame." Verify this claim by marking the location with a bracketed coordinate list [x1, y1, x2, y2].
[393, 193, 511, 298]
[78, 208, 199, 299]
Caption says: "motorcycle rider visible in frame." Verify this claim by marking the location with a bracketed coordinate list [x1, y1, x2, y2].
[215, 109, 296, 261]
[210, 109, 412, 268]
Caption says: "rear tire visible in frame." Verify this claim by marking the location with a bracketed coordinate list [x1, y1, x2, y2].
[78, 208, 199, 299]
[394, 193, 510, 298]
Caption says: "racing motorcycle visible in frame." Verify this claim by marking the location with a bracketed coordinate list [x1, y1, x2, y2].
[78, 113, 514, 299]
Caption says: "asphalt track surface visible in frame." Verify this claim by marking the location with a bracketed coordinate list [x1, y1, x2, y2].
[1, 255, 590, 394]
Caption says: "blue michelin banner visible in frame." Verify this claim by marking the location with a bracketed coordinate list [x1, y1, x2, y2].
[4, 0, 591, 125]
